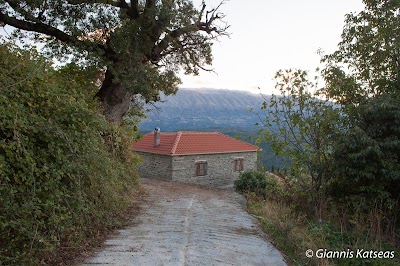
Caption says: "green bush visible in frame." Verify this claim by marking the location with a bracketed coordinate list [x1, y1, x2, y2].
[0, 44, 139, 264]
[234, 171, 276, 196]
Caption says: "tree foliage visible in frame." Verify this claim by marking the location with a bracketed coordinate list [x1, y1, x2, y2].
[0, 43, 139, 264]
[322, 0, 400, 108]
[257, 1, 400, 201]
[331, 94, 400, 201]
[253, 0, 400, 246]
[0, 0, 229, 122]
[256, 69, 343, 191]
[320, 0, 400, 203]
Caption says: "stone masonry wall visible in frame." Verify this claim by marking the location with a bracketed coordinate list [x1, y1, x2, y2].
[135, 151, 172, 179]
[171, 152, 257, 186]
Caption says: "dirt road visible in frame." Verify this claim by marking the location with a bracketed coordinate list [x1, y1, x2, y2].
[81, 179, 286, 265]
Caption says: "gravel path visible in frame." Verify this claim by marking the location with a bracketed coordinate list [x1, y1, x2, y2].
[81, 179, 287, 266]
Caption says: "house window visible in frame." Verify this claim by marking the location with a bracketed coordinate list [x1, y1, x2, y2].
[234, 158, 244, 172]
[196, 160, 207, 176]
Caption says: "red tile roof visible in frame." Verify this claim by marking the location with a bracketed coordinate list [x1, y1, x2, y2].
[132, 132, 258, 155]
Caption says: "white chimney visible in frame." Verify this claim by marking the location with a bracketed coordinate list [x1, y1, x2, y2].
[154, 127, 160, 147]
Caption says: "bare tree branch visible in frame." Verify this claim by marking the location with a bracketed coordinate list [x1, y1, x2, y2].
[198, 1, 207, 22]
[151, 1, 229, 64]
[197, 1, 229, 35]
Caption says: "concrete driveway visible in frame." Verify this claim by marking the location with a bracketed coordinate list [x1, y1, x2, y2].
[81, 179, 287, 266]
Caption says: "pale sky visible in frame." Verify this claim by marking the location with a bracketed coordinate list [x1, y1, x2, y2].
[181, 0, 365, 94]
[0, 0, 365, 95]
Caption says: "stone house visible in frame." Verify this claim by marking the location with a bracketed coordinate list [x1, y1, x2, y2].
[132, 129, 258, 186]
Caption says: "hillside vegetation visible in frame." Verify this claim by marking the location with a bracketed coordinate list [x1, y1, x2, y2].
[235, 1, 400, 264]
[0, 44, 139, 264]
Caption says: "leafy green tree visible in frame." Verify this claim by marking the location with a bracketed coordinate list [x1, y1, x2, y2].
[0, 43, 138, 264]
[330, 94, 400, 201]
[319, 2, 400, 238]
[320, 0, 400, 197]
[0, 0, 229, 122]
[322, 0, 400, 109]
[255, 69, 343, 193]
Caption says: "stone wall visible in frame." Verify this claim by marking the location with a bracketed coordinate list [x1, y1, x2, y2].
[135, 151, 257, 186]
[171, 152, 257, 186]
[135, 151, 172, 179]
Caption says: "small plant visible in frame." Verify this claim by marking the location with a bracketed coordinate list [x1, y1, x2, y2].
[234, 171, 277, 197]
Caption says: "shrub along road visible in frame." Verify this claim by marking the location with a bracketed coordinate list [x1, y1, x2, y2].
[81, 179, 286, 265]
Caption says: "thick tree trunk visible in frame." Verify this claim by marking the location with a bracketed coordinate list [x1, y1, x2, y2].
[95, 69, 133, 123]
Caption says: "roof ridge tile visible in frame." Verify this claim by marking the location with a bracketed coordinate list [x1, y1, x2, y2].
[171, 132, 182, 154]
[179, 131, 219, 134]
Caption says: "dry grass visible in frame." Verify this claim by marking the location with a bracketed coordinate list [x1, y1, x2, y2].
[247, 191, 400, 266]
[248, 194, 332, 266]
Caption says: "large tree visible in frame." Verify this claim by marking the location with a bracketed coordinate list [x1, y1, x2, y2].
[322, 0, 400, 204]
[330, 94, 400, 201]
[322, 0, 400, 109]
[0, 0, 228, 122]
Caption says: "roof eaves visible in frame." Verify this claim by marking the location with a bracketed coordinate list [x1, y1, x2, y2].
[133, 149, 172, 155]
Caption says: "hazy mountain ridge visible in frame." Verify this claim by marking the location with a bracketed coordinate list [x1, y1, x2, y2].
[139, 88, 288, 169]
[140, 88, 267, 131]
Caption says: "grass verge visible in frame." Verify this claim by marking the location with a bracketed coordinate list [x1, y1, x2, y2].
[247, 194, 400, 266]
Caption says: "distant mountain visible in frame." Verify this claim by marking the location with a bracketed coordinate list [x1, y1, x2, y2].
[138, 88, 290, 170]
[140, 88, 267, 132]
